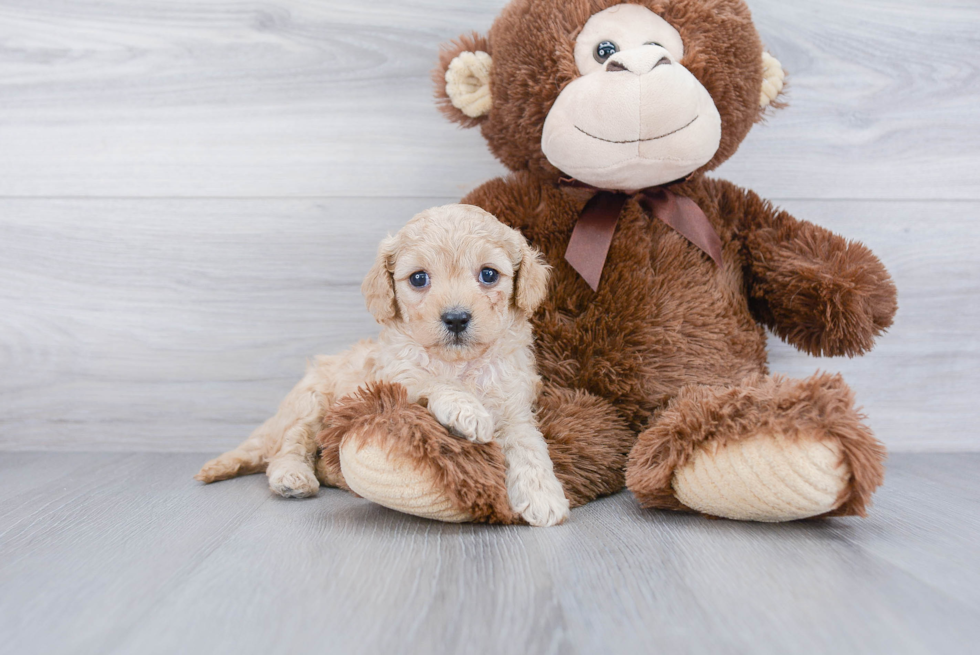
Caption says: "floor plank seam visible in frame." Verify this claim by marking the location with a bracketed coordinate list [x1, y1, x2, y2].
[98, 492, 276, 655]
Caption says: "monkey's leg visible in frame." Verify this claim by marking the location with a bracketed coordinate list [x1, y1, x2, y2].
[626, 373, 885, 522]
[321, 383, 632, 523]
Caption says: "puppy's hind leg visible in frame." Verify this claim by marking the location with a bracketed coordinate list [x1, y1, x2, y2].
[196, 367, 326, 496]
[195, 417, 273, 484]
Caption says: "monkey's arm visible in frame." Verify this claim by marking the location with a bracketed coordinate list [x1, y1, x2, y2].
[712, 178, 897, 357]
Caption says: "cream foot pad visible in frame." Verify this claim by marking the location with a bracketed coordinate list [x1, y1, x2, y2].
[339, 440, 474, 523]
[672, 434, 850, 522]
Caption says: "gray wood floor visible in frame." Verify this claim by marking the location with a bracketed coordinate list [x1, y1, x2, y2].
[1, 452, 978, 655]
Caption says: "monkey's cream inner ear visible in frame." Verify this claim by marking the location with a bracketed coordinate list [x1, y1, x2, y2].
[445, 51, 492, 118]
[760, 52, 786, 108]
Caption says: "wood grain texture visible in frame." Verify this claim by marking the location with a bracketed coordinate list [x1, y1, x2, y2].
[0, 197, 440, 450]
[0, 452, 977, 655]
[0, 0, 976, 199]
[1, 198, 977, 451]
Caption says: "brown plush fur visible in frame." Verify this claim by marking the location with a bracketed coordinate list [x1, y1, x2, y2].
[333, 0, 896, 521]
[536, 385, 635, 507]
[734, 184, 899, 357]
[314, 418, 349, 492]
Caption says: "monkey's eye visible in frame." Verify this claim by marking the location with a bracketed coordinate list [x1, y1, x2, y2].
[479, 268, 499, 286]
[409, 271, 429, 288]
[594, 40, 618, 64]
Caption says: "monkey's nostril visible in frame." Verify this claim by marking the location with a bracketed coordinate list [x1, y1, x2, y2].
[606, 56, 669, 75]
[441, 309, 472, 335]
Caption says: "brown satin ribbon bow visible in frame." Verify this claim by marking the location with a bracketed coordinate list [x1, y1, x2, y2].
[561, 178, 723, 292]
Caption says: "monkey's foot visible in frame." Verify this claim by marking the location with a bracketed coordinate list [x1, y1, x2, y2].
[339, 439, 473, 522]
[319, 383, 518, 524]
[628, 373, 885, 522]
[671, 433, 849, 522]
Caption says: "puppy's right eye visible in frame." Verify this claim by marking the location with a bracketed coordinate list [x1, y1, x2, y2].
[479, 268, 499, 286]
[409, 271, 429, 288]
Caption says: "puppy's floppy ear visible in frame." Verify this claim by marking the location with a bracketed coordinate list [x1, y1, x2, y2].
[362, 234, 399, 325]
[514, 241, 551, 315]
[433, 32, 492, 128]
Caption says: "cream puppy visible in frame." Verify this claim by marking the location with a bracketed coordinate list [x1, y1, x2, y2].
[196, 204, 570, 527]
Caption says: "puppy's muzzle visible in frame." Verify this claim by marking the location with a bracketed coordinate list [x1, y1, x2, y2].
[441, 309, 472, 337]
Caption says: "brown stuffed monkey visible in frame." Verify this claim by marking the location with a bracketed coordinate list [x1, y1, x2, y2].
[317, 0, 897, 524]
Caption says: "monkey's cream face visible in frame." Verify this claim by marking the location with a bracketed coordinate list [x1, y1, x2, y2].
[541, 4, 722, 190]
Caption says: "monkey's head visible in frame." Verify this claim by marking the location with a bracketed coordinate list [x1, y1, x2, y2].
[435, 0, 785, 191]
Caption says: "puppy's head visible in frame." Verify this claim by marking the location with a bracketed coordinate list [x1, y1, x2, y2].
[362, 204, 549, 359]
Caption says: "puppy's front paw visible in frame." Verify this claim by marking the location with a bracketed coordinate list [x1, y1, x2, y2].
[267, 462, 320, 498]
[508, 472, 570, 527]
[429, 394, 494, 443]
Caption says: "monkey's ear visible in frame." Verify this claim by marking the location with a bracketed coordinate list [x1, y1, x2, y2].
[433, 32, 493, 127]
[759, 51, 787, 109]
[514, 244, 551, 315]
[362, 235, 399, 325]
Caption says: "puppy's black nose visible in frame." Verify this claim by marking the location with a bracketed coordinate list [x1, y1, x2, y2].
[442, 309, 472, 335]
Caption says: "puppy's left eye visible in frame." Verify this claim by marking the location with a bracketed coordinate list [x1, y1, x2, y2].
[479, 268, 499, 286]
[409, 271, 429, 288]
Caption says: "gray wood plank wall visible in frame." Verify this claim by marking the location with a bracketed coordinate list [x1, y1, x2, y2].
[1, 0, 977, 452]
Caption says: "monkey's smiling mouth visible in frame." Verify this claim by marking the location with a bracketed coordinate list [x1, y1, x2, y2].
[574, 115, 699, 144]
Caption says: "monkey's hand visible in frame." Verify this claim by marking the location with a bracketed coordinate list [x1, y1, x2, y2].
[747, 224, 897, 357]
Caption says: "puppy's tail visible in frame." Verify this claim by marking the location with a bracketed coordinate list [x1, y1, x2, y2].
[195, 423, 271, 483]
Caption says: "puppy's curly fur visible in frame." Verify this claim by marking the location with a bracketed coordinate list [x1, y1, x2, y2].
[195, 204, 569, 527]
